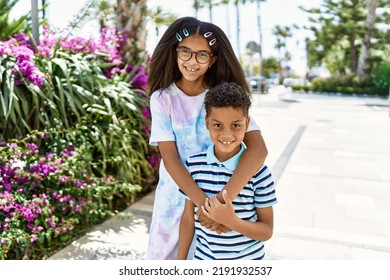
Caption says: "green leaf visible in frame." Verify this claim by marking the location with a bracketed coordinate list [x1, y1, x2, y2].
[51, 58, 69, 77]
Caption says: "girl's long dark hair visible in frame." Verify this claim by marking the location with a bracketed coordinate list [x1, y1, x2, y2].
[147, 17, 250, 96]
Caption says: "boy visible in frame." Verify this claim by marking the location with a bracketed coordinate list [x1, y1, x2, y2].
[177, 82, 277, 260]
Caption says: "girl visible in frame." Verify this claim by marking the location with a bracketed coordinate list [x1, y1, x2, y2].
[147, 16, 268, 260]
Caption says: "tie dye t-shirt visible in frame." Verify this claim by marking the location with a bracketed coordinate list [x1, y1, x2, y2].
[146, 82, 260, 260]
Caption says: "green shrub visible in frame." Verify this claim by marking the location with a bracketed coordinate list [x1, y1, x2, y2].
[372, 62, 390, 95]
[0, 27, 160, 259]
[0, 135, 142, 260]
[0, 28, 158, 184]
[306, 75, 386, 96]
[292, 85, 310, 92]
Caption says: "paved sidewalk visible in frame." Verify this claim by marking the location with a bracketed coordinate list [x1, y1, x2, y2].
[50, 86, 390, 260]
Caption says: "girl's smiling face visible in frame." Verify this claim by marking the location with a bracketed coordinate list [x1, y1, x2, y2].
[177, 35, 216, 85]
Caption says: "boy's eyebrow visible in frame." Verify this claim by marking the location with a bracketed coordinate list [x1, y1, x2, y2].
[210, 118, 246, 123]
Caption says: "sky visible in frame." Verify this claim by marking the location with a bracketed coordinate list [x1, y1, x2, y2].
[12, 0, 323, 76]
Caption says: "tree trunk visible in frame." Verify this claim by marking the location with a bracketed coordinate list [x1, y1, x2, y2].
[256, 0, 263, 75]
[209, 3, 213, 22]
[235, 2, 240, 57]
[31, 0, 40, 44]
[115, 0, 147, 63]
[357, 0, 378, 76]
[225, 2, 231, 41]
[349, 33, 358, 74]
[194, 0, 200, 18]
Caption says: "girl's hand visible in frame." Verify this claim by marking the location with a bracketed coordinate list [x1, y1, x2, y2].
[201, 190, 236, 226]
[196, 208, 230, 233]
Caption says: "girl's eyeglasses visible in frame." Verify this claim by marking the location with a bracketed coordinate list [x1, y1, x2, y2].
[176, 47, 213, 64]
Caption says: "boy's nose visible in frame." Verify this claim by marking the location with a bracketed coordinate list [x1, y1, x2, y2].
[219, 132, 233, 139]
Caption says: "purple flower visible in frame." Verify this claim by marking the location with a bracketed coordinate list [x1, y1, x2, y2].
[30, 236, 38, 243]
[141, 108, 151, 119]
[13, 33, 34, 50]
[47, 219, 57, 228]
[9, 143, 18, 149]
[60, 176, 69, 183]
[27, 143, 39, 153]
[76, 180, 85, 187]
[2, 39, 46, 86]
[126, 65, 148, 90]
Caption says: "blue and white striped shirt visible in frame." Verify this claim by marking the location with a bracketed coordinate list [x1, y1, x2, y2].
[183, 144, 277, 260]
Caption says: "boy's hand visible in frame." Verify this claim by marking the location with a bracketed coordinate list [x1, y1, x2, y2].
[201, 190, 235, 226]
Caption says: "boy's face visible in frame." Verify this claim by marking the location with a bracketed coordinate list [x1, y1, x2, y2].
[206, 106, 249, 162]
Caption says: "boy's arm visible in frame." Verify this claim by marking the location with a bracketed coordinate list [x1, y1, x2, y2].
[219, 130, 267, 201]
[202, 190, 274, 241]
[158, 141, 226, 233]
[177, 199, 195, 260]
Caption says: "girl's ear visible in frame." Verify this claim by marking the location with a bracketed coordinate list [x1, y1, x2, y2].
[246, 116, 250, 129]
[209, 56, 217, 67]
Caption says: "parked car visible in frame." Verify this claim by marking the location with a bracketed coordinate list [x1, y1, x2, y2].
[248, 76, 269, 94]
[283, 77, 306, 88]
[282, 77, 294, 87]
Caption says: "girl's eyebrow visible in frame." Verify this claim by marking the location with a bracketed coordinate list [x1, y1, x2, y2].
[178, 45, 211, 53]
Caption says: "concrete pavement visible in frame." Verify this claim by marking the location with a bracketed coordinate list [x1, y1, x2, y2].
[49, 86, 390, 260]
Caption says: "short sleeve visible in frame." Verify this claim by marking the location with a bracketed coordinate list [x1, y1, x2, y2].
[247, 115, 260, 132]
[253, 166, 277, 208]
[149, 91, 175, 146]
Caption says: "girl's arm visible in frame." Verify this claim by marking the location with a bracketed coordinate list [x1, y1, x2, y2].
[158, 141, 208, 207]
[177, 199, 195, 260]
[219, 130, 267, 201]
[202, 190, 274, 241]
[158, 141, 226, 232]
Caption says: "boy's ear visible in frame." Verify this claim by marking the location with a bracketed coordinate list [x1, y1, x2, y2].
[246, 116, 250, 128]
[205, 115, 210, 130]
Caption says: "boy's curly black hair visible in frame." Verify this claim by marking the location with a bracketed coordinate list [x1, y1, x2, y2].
[204, 82, 252, 116]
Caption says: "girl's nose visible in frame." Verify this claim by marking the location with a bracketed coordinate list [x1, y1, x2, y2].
[188, 54, 198, 64]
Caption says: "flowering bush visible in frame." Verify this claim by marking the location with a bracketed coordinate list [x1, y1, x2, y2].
[0, 35, 45, 86]
[0, 136, 141, 260]
[0, 26, 159, 184]
[0, 26, 160, 259]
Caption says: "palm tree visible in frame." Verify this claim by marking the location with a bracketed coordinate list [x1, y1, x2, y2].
[79, 0, 115, 30]
[233, 0, 245, 56]
[0, 0, 29, 41]
[195, 0, 223, 22]
[357, 0, 379, 76]
[194, 0, 201, 18]
[255, 0, 266, 74]
[273, 25, 293, 77]
[233, 0, 264, 57]
[219, 0, 231, 40]
[115, 0, 148, 63]
[149, 6, 177, 38]
[205, 0, 215, 22]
